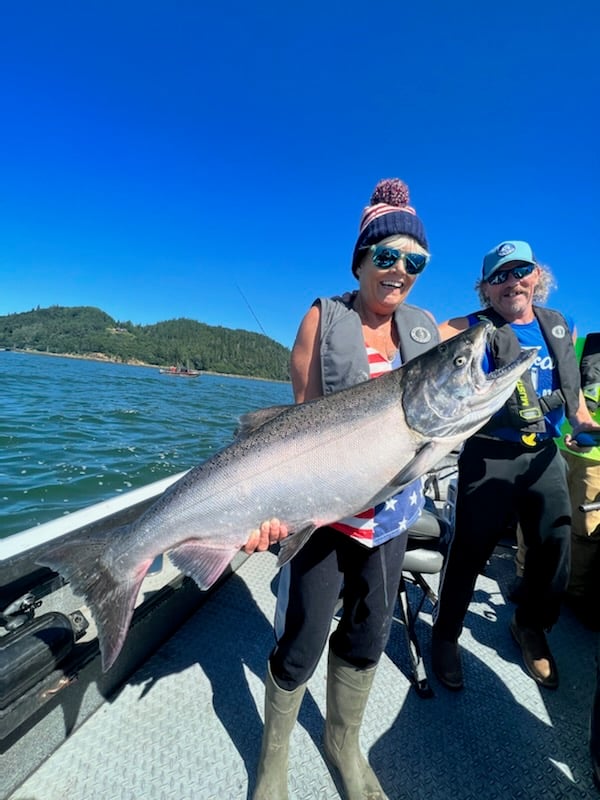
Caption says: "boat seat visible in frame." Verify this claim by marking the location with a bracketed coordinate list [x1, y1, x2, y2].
[331, 457, 458, 698]
[397, 500, 451, 698]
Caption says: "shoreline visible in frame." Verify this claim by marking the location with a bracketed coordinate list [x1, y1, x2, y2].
[10, 348, 291, 384]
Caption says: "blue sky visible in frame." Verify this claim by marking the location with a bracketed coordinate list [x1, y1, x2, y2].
[1, 1, 598, 349]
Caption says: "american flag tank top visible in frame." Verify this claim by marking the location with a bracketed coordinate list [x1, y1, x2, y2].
[330, 346, 424, 547]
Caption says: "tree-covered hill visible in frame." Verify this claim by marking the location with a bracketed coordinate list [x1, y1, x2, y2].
[0, 306, 291, 381]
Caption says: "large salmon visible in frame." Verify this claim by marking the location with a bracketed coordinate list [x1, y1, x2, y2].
[37, 322, 536, 670]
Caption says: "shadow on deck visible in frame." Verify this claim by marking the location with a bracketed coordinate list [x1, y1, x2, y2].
[5, 542, 598, 800]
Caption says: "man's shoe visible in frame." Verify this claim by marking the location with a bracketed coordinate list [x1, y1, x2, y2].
[510, 615, 559, 689]
[431, 635, 463, 690]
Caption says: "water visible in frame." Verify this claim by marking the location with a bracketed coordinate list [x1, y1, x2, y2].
[0, 351, 293, 538]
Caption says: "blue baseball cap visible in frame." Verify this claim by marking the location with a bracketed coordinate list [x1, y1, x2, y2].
[482, 240, 536, 282]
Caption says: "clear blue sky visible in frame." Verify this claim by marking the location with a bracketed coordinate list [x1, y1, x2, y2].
[1, 1, 598, 349]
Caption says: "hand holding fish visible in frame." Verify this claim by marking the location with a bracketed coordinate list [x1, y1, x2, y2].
[244, 518, 289, 553]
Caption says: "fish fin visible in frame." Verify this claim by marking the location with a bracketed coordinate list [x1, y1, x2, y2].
[276, 524, 318, 568]
[235, 405, 292, 438]
[168, 540, 240, 591]
[36, 526, 151, 672]
[363, 443, 438, 507]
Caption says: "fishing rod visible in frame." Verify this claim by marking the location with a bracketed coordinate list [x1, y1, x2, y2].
[235, 283, 268, 338]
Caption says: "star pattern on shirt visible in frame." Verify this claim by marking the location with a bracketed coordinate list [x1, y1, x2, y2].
[373, 484, 424, 542]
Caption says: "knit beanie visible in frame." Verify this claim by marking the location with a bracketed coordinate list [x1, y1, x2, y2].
[351, 178, 429, 277]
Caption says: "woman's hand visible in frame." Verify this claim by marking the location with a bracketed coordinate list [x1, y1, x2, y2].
[243, 518, 289, 553]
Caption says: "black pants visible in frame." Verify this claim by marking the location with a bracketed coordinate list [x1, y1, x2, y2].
[270, 526, 407, 691]
[433, 436, 571, 641]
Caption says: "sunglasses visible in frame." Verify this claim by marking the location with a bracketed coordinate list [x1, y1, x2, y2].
[487, 263, 535, 285]
[369, 245, 429, 275]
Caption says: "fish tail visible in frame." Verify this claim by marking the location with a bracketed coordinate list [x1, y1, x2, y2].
[37, 525, 153, 671]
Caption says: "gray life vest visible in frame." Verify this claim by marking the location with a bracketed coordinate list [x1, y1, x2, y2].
[317, 295, 440, 394]
[474, 306, 580, 434]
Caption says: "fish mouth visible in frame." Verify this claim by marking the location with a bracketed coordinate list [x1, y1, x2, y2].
[402, 321, 538, 440]
[457, 324, 539, 431]
[474, 326, 537, 396]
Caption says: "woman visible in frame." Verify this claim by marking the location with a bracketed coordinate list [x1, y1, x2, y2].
[251, 178, 439, 800]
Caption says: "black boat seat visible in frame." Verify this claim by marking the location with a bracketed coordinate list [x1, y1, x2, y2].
[397, 502, 450, 698]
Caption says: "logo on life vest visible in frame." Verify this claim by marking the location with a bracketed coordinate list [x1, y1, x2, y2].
[410, 326, 432, 343]
[521, 433, 538, 447]
[515, 379, 530, 408]
[551, 325, 566, 339]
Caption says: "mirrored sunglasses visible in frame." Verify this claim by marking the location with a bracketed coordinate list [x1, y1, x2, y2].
[368, 245, 429, 275]
[487, 263, 535, 285]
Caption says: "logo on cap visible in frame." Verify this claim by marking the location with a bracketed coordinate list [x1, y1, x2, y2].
[497, 243, 516, 257]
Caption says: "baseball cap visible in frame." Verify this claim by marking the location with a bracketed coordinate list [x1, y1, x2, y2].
[482, 240, 536, 282]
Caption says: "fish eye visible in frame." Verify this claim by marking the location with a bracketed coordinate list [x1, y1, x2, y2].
[454, 356, 467, 367]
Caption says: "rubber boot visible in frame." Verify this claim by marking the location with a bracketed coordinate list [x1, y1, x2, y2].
[252, 662, 307, 800]
[323, 650, 388, 800]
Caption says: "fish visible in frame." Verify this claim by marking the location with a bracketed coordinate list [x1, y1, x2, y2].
[37, 322, 537, 670]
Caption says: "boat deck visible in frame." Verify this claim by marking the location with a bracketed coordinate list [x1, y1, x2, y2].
[5, 542, 598, 800]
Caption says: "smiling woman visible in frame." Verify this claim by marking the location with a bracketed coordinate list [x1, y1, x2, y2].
[352, 232, 431, 360]
[250, 177, 441, 800]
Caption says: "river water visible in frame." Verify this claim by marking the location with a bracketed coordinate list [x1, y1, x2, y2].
[0, 351, 292, 538]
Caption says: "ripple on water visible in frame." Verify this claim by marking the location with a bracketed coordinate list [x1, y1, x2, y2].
[0, 352, 292, 536]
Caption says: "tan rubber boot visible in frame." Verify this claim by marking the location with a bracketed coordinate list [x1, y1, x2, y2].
[323, 650, 388, 800]
[252, 663, 307, 800]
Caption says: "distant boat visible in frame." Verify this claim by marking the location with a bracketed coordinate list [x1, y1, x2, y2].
[159, 365, 201, 378]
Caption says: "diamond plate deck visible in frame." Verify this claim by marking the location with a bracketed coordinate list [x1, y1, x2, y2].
[6, 543, 598, 800]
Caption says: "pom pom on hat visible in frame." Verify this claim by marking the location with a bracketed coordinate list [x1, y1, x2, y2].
[370, 178, 412, 208]
[352, 178, 428, 277]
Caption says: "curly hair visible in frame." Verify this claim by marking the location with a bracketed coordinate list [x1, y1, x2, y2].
[475, 263, 557, 307]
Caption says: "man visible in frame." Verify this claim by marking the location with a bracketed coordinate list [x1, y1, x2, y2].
[431, 240, 600, 691]
[558, 331, 600, 788]
[559, 333, 600, 628]
[592, 650, 600, 790]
